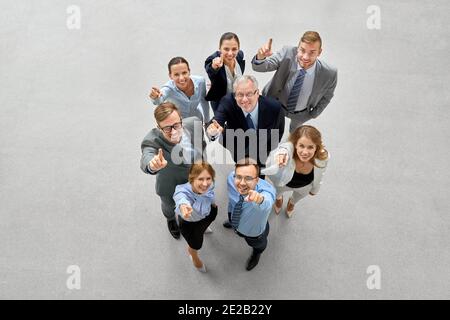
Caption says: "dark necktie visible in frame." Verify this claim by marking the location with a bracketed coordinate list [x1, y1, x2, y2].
[246, 114, 255, 129]
[231, 195, 245, 229]
[286, 69, 307, 112]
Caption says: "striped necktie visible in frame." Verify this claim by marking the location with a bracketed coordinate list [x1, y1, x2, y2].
[286, 69, 307, 112]
[231, 195, 245, 229]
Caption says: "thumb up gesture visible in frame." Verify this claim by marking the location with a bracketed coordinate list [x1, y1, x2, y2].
[257, 38, 273, 60]
[212, 53, 224, 70]
[180, 204, 193, 219]
[206, 119, 224, 137]
[245, 190, 264, 205]
[149, 86, 163, 100]
[149, 148, 168, 171]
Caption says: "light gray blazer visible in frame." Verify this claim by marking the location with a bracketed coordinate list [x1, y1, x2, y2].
[261, 141, 328, 195]
[252, 46, 337, 121]
[140, 117, 206, 197]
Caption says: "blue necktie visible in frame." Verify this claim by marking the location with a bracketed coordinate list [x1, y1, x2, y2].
[246, 114, 255, 129]
[231, 195, 245, 229]
[286, 69, 307, 112]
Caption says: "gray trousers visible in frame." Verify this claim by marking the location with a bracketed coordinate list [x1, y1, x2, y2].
[287, 109, 311, 132]
[159, 195, 176, 221]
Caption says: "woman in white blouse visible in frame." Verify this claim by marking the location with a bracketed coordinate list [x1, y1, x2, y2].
[262, 125, 329, 218]
[149, 57, 210, 121]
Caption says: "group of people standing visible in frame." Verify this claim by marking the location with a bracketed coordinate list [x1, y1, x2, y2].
[140, 31, 337, 272]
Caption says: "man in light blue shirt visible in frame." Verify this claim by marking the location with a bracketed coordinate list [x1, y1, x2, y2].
[226, 158, 275, 271]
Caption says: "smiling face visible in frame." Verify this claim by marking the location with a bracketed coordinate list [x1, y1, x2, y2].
[234, 165, 259, 195]
[234, 80, 259, 113]
[296, 40, 322, 70]
[158, 110, 183, 144]
[169, 62, 191, 91]
[191, 169, 213, 194]
[295, 135, 317, 163]
[219, 38, 239, 64]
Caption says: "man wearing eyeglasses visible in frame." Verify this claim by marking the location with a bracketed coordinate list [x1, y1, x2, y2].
[140, 102, 206, 239]
[206, 75, 285, 167]
[226, 158, 275, 271]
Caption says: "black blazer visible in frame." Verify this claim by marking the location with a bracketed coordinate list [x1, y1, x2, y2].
[210, 94, 285, 165]
[204, 50, 245, 102]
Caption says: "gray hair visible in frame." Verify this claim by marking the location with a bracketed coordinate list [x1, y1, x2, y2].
[232, 75, 259, 92]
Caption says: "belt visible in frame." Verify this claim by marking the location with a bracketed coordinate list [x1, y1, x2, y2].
[234, 229, 263, 240]
[290, 108, 307, 114]
[282, 106, 308, 114]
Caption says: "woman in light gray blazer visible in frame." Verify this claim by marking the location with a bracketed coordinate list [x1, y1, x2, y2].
[262, 125, 329, 218]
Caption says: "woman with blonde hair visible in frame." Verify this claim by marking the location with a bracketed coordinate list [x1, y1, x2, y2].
[262, 125, 329, 218]
[173, 162, 217, 272]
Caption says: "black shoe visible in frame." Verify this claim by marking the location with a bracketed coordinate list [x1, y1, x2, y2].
[167, 220, 180, 239]
[223, 219, 232, 229]
[246, 252, 261, 271]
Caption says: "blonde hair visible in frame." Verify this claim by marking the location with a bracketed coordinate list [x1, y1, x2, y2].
[154, 102, 181, 125]
[288, 125, 328, 167]
[188, 162, 216, 184]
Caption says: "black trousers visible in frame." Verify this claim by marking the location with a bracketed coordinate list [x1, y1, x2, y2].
[236, 222, 270, 254]
[178, 205, 218, 250]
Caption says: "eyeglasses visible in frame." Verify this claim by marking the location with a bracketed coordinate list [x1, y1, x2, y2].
[233, 174, 257, 183]
[159, 121, 183, 133]
[234, 90, 258, 100]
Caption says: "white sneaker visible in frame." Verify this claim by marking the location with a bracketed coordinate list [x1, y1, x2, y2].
[204, 226, 213, 234]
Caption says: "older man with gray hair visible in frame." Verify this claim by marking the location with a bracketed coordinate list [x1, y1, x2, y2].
[206, 75, 285, 167]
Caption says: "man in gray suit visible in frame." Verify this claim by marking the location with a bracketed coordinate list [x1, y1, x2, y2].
[140, 102, 206, 239]
[252, 31, 337, 132]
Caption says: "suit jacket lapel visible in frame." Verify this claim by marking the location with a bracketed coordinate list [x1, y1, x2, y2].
[307, 59, 322, 106]
[234, 98, 249, 129]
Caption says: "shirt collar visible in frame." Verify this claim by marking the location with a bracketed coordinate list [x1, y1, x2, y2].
[297, 60, 317, 75]
[242, 102, 259, 118]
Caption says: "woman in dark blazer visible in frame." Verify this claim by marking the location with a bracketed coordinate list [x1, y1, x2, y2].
[204, 32, 245, 113]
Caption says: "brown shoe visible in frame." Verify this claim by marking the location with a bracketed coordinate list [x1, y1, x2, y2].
[274, 196, 283, 215]
[286, 199, 295, 218]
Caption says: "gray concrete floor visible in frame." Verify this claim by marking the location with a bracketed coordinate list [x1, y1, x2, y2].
[1, 0, 449, 299]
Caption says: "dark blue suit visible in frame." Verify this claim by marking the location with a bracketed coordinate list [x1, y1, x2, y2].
[210, 94, 285, 166]
[204, 50, 245, 111]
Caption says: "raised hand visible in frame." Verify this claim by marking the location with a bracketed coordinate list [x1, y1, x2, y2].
[256, 38, 273, 60]
[276, 152, 289, 167]
[180, 204, 193, 219]
[206, 119, 224, 137]
[149, 86, 163, 100]
[245, 190, 264, 205]
[212, 53, 224, 70]
[149, 148, 168, 171]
